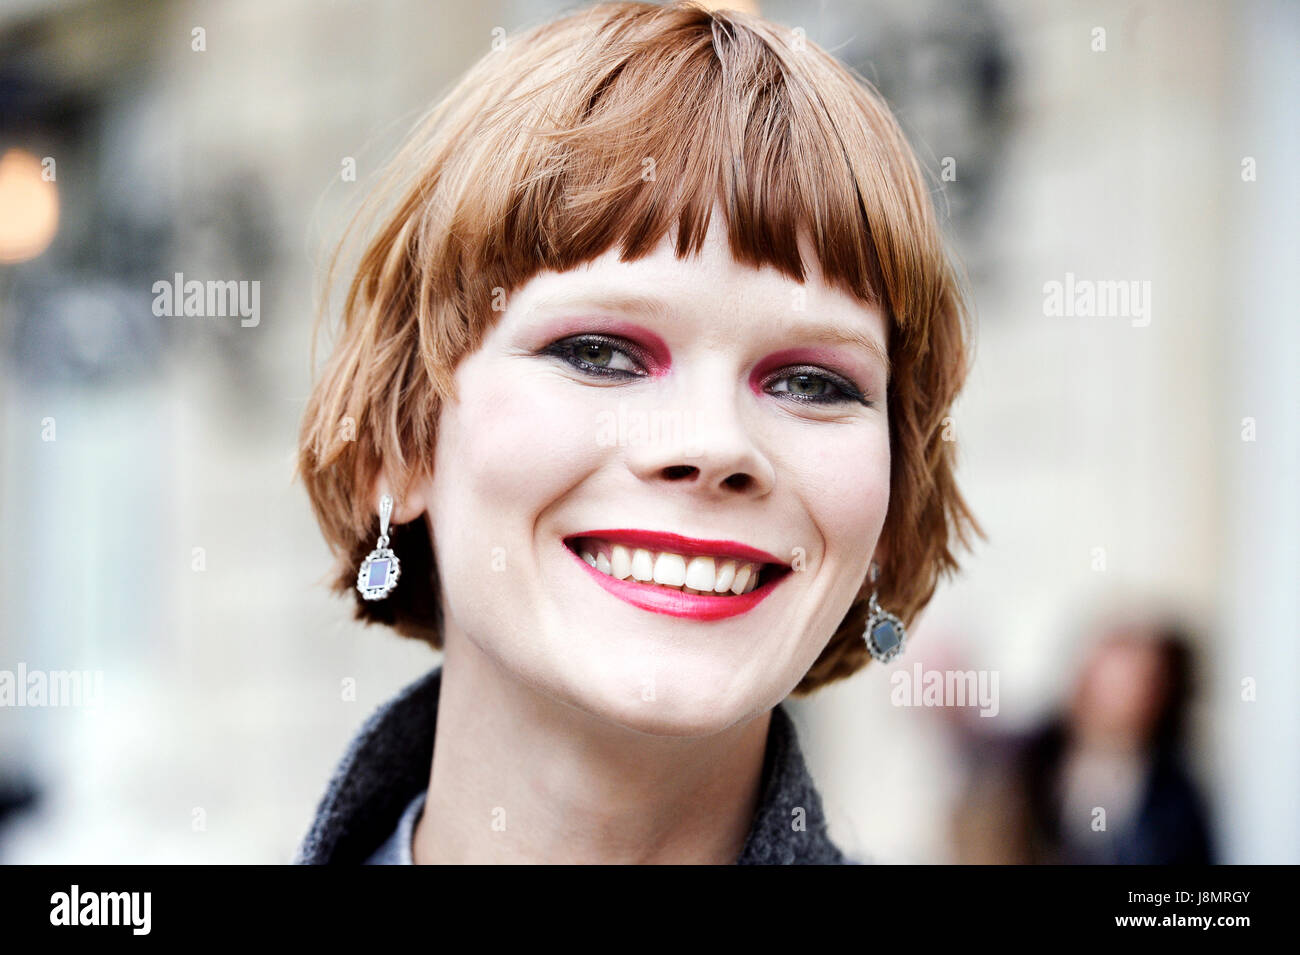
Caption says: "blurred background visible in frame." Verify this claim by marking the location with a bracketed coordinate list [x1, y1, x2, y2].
[0, 0, 1295, 863]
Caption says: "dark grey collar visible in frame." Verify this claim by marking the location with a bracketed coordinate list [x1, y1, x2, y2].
[295, 665, 853, 864]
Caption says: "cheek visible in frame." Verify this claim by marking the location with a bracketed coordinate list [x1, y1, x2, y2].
[432, 357, 603, 532]
[427, 359, 606, 636]
[780, 424, 890, 549]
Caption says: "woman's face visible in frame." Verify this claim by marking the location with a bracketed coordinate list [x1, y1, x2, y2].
[1073, 634, 1168, 741]
[418, 211, 891, 735]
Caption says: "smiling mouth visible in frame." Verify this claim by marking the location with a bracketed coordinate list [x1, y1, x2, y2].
[562, 535, 792, 596]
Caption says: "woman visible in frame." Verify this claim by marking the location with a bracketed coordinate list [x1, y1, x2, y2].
[294, 0, 981, 865]
[952, 618, 1216, 864]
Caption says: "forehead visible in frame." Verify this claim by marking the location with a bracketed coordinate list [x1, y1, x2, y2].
[508, 208, 883, 339]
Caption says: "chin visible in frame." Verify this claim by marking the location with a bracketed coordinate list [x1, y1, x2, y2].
[552, 651, 776, 739]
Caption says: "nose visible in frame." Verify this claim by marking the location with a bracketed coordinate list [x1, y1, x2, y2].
[623, 361, 776, 499]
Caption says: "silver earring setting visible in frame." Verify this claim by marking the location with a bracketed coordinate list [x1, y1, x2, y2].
[863, 561, 906, 663]
[356, 494, 401, 600]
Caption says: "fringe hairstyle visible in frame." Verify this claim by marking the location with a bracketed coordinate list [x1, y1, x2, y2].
[298, 0, 984, 695]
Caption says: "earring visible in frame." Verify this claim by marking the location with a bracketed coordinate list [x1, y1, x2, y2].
[356, 494, 401, 600]
[863, 561, 906, 663]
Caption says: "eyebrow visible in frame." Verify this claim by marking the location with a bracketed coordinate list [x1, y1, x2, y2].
[525, 289, 890, 379]
[525, 290, 675, 322]
[782, 322, 891, 381]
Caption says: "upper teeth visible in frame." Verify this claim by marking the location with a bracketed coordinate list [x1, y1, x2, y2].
[573, 538, 764, 595]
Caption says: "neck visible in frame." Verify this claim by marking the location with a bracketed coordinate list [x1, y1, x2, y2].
[412, 629, 771, 864]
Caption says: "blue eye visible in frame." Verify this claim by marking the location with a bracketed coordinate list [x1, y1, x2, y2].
[543, 335, 646, 378]
[766, 367, 871, 407]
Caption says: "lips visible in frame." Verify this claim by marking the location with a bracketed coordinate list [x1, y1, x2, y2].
[561, 528, 793, 621]
[568, 528, 788, 567]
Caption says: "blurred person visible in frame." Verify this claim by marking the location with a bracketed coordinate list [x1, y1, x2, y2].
[293, 0, 981, 865]
[951, 617, 1216, 864]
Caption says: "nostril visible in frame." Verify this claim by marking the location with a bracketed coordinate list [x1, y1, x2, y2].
[723, 473, 751, 491]
[663, 465, 696, 480]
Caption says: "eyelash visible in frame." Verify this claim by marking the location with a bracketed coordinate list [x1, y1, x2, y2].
[765, 365, 871, 407]
[542, 335, 649, 379]
[542, 334, 872, 407]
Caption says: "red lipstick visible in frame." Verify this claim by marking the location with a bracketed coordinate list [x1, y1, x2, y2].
[560, 531, 792, 621]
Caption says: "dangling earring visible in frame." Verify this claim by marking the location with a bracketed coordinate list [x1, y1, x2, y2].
[356, 494, 401, 600]
[863, 561, 906, 663]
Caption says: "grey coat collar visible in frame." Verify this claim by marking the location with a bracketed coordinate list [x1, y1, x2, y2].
[295, 665, 852, 864]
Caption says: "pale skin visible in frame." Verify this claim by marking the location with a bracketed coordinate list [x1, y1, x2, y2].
[381, 207, 892, 863]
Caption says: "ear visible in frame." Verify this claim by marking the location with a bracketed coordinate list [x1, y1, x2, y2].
[369, 464, 430, 525]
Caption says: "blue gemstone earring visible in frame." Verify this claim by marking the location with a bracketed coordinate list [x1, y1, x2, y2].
[356, 494, 401, 600]
[864, 561, 907, 663]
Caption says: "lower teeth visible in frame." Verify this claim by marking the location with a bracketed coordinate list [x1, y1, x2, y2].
[612, 571, 739, 595]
